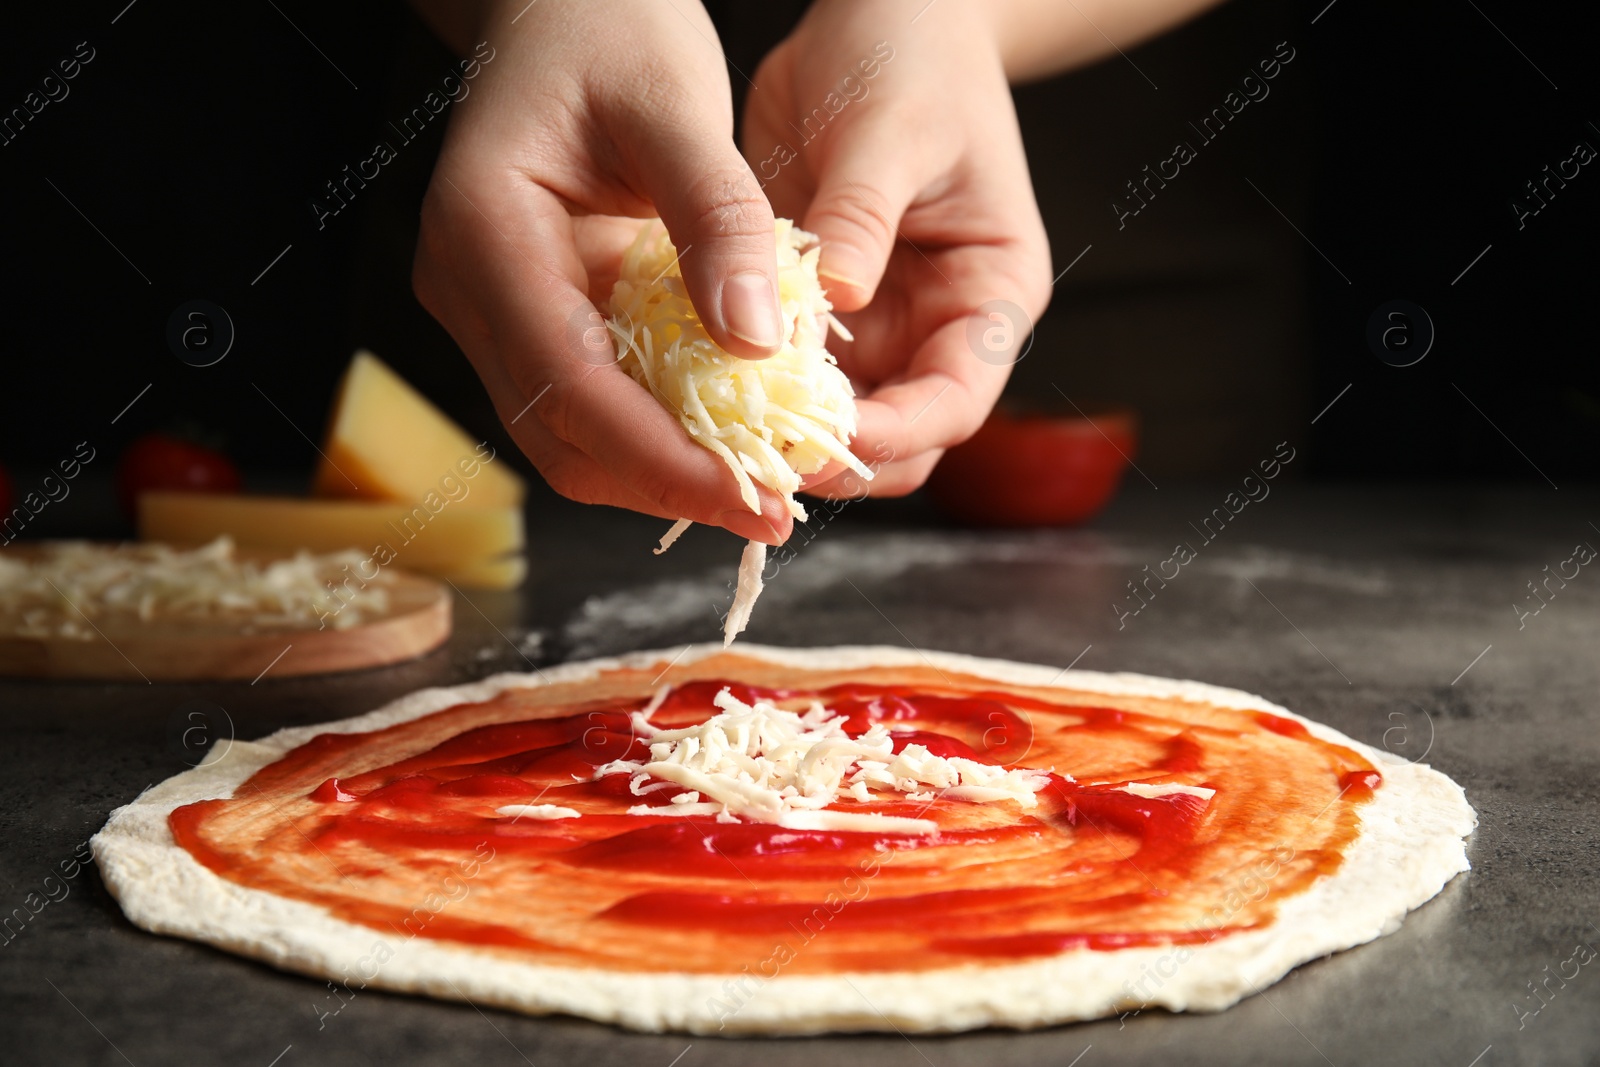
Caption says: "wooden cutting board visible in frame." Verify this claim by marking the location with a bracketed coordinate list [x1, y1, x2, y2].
[0, 553, 451, 682]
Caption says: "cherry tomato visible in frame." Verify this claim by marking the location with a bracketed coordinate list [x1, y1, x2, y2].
[927, 407, 1137, 527]
[116, 433, 242, 519]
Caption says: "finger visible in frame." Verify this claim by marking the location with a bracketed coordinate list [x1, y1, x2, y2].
[803, 450, 944, 500]
[472, 304, 798, 544]
[622, 119, 784, 359]
[864, 451, 944, 497]
[799, 113, 925, 312]
[505, 412, 676, 520]
[536, 321, 795, 543]
[418, 169, 793, 544]
[796, 458, 847, 490]
[502, 402, 789, 543]
[850, 318, 1004, 459]
[416, 243, 683, 521]
[569, 214, 654, 302]
[858, 225, 1054, 452]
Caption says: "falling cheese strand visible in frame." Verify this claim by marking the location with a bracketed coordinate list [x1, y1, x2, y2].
[723, 541, 766, 641]
[652, 518, 692, 556]
[606, 219, 872, 645]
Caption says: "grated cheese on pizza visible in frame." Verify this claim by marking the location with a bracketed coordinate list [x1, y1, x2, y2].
[592, 686, 1055, 835]
[495, 803, 582, 821]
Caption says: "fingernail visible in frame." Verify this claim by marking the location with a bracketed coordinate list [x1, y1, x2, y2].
[817, 265, 866, 291]
[722, 271, 782, 350]
[718, 508, 780, 543]
[818, 244, 871, 292]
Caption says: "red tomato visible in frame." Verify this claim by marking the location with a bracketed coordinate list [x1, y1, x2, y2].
[927, 407, 1137, 527]
[116, 433, 242, 519]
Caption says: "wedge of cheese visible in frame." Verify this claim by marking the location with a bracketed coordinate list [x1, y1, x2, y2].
[139, 493, 524, 586]
[431, 554, 528, 590]
[312, 351, 525, 508]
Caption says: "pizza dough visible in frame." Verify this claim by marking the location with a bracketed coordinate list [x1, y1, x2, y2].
[93, 644, 1475, 1035]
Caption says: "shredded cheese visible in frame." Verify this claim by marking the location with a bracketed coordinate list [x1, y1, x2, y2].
[606, 219, 872, 645]
[592, 686, 1054, 836]
[722, 541, 766, 644]
[495, 803, 582, 821]
[1114, 782, 1217, 801]
[652, 518, 692, 556]
[0, 537, 391, 638]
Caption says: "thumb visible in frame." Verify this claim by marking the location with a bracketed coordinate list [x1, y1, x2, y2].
[800, 118, 922, 313]
[632, 130, 784, 359]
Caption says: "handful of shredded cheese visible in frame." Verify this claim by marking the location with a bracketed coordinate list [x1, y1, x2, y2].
[606, 220, 872, 645]
[593, 686, 1055, 835]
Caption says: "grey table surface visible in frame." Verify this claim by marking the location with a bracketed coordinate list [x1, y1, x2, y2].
[3, 482, 1598, 1067]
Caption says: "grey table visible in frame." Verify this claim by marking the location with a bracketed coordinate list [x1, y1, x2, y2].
[3, 482, 1597, 1067]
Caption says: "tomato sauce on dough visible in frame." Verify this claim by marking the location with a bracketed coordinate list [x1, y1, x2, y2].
[170, 666, 1379, 973]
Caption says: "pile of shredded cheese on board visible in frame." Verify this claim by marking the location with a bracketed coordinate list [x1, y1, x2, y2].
[580, 686, 1055, 835]
[606, 220, 871, 646]
[0, 537, 390, 637]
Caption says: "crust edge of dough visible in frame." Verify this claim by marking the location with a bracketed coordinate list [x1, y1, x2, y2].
[93, 643, 1476, 1036]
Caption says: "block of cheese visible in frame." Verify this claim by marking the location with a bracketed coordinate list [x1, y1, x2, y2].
[139, 493, 523, 581]
[312, 351, 525, 508]
[431, 554, 528, 591]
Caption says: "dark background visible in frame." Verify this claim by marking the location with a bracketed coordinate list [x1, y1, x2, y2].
[2, 8, 1598, 1062]
[0, 0, 1594, 517]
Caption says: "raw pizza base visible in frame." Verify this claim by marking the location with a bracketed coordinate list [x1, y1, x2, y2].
[94, 644, 1476, 1035]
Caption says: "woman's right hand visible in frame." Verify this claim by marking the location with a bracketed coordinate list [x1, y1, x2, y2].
[413, 0, 794, 544]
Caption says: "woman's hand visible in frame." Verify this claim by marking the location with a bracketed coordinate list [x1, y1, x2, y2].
[743, 0, 1054, 498]
[413, 0, 796, 543]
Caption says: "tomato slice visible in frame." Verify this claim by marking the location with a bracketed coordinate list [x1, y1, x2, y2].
[927, 407, 1137, 526]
